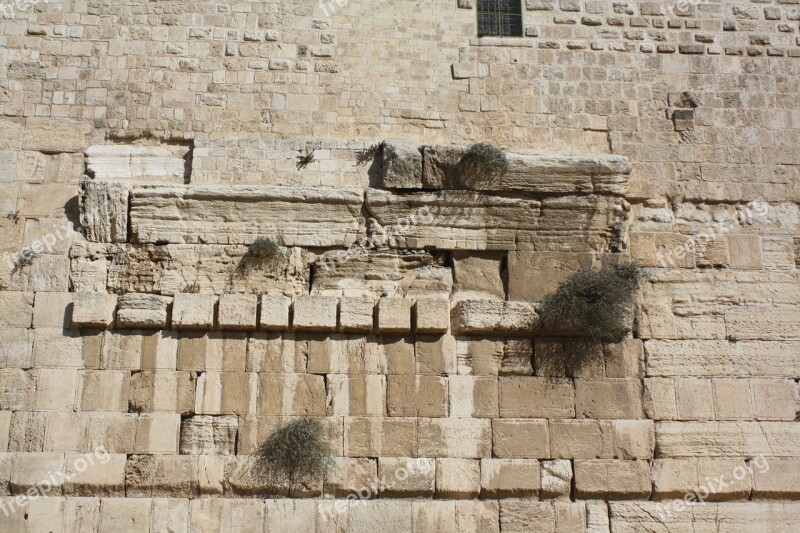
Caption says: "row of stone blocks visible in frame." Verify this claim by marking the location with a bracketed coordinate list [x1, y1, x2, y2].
[3, 449, 799, 502]
[5, 497, 800, 533]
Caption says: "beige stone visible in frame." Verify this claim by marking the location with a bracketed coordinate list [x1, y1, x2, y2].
[99, 498, 151, 533]
[71, 292, 117, 327]
[541, 459, 572, 499]
[190, 498, 264, 533]
[31, 292, 73, 329]
[726, 306, 800, 341]
[453, 299, 537, 335]
[449, 376, 498, 418]
[613, 420, 655, 460]
[99, 330, 144, 370]
[412, 501, 457, 533]
[257, 374, 325, 416]
[194, 371, 257, 416]
[753, 459, 800, 499]
[492, 419, 549, 458]
[480, 458, 540, 498]
[64, 453, 126, 496]
[508, 251, 595, 301]
[575, 379, 643, 419]
[452, 251, 505, 300]
[416, 335, 457, 375]
[646, 339, 800, 377]
[456, 338, 504, 375]
[338, 297, 375, 333]
[80, 180, 129, 243]
[0, 369, 36, 411]
[130, 185, 364, 247]
[293, 296, 338, 332]
[549, 419, 613, 459]
[415, 298, 450, 334]
[455, 501, 500, 533]
[728, 234, 763, 269]
[326, 375, 386, 416]
[305, 335, 383, 374]
[140, 330, 179, 370]
[344, 417, 417, 457]
[171, 294, 215, 330]
[35, 368, 78, 411]
[125, 455, 199, 497]
[436, 458, 480, 499]
[247, 333, 304, 373]
[179, 415, 237, 455]
[10, 452, 65, 495]
[381, 139, 423, 188]
[347, 500, 412, 532]
[217, 294, 258, 330]
[418, 418, 491, 459]
[78, 370, 129, 412]
[498, 500, 556, 532]
[85, 144, 189, 182]
[0, 328, 34, 368]
[574, 459, 652, 499]
[129, 371, 195, 414]
[177, 332, 247, 372]
[656, 421, 800, 457]
[501, 338, 533, 376]
[134, 413, 181, 454]
[10, 411, 47, 452]
[116, 294, 171, 329]
[260, 294, 292, 331]
[499, 377, 575, 418]
[324, 457, 377, 497]
[378, 457, 435, 497]
[377, 297, 412, 333]
[388, 375, 447, 417]
[0, 292, 33, 327]
[23, 118, 90, 153]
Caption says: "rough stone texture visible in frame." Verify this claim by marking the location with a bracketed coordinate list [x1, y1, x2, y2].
[259, 294, 292, 331]
[293, 296, 338, 332]
[85, 144, 190, 182]
[80, 180, 129, 243]
[381, 140, 423, 189]
[377, 297, 413, 333]
[71, 292, 117, 328]
[130, 186, 364, 246]
[339, 297, 375, 333]
[217, 294, 258, 331]
[116, 294, 172, 329]
[453, 300, 538, 335]
[171, 294, 215, 330]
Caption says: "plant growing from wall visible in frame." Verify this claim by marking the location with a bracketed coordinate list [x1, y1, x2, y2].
[250, 418, 334, 493]
[538, 261, 644, 343]
[236, 237, 284, 275]
[11, 249, 37, 275]
[296, 148, 315, 170]
[355, 143, 382, 166]
[458, 142, 510, 187]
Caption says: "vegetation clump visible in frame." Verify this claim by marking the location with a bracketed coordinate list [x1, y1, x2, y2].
[458, 142, 510, 186]
[250, 418, 334, 492]
[538, 261, 645, 343]
[296, 148, 315, 170]
[237, 237, 284, 275]
[355, 143, 381, 166]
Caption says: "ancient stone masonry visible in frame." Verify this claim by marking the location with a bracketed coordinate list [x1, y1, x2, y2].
[2, 1, 800, 531]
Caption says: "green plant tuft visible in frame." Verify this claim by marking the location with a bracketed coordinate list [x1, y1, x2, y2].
[458, 142, 510, 186]
[355, 143, 381, 166]
[538, 261, 645, 343]
[250, 418, 334, 491]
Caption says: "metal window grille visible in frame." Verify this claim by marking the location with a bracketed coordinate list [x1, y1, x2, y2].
[477, 0, 523, 37]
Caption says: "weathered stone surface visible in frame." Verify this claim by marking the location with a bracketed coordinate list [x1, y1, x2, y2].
[449, 376, 498, 418]
[324, 456, 377, 497]
[575, 378, 643, 419]
[416, 335, 457, 375]
[85, 144, 190, 182]
[422, 145, 630, 194]
[656, 422, 800, 457]
[129, 186, 364, 246]
[259, 294, 291, 331]
[0, 369, 36, 411]
[194, 371, 256, 416]
[367, 188, 627, 252]
[752, 459, 800, 499]
[436, 458, 480, 499]
[32, 292, 73, 329]
[326, 375, 386, 416]
[541, 459, 572, 499]
[0, 292, 34, 328]
[508, 251, 596, 302]
[501, 339, 533, 376]
[377, 297, 412, 333]
[415, 298, 450, 334]
[180, 416, 239, 455]
[338, 297, 375, 333]
[549, 419, 613, 459]
[64, 452, 126, 496]
[652, 458, 751, 501]
[23, 118, 90, 153]
[293, 296, 337, 332]
[313, 250, 452, 298]
[71, 292, 117, 328]
[345, 417, 417, 457]
[134, 413, 181, 454]
[492, 419, 549, 458]
[574, 459, 652, 499]
[171, 294, 215, 330]
[480, 458, 540, 498]
[610, 502, 800, 532]
[726, 306, 800, 341]
[257, 374, 325, 416]
[378, 457, 435, 496]
[381, 139, 422, 188]
[0, 328, 34, 368]
[388, 375, 448, 417]
[645, 340, 800, 377]
[452, 251, 506, 300]
[78, 370, 130, 411]
[129, 371, 195, 414]
[453, 300, 538, 335]
[418, 418, 491, 458]
[178, 332, 247, 372]
[116, 294, 172, 329]
[217, 294, 257, 330]
[499, 377, 575, 418]
[80, 181, 129, 243]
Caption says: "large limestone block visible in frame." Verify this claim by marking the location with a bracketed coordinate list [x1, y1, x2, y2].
[71, 292, 117, 327]
[480, 458, 540, 498]
[190, 498, 264, 533]
[417, 418, 491, 458]
[324, 456, 377, 497]
[10, 452, 65, 495]
[257, 374, 325, 416]
[129, 185, 364, 246]
[456, 338, 504, 375]
[125, 455, 199, 497]
[453, 300, 538, 335]
[436, 458, 480, 499]
[0, 292, 34, 327]
[422, 145, 631, 194]
[116, 294, 172, 329]
[367, 188, 627, 251]
[305, 335, 385, 374]
[656, 421, 800, 457]
[499, 377, 575, 418]
[344, 417, 417, 457]
[236, 416, 343, 457]
[64, 453, 126, 496]
[264, 499, 314, 531]
[85, 144, 190, 182]
[9, 411, 46, 452]
[753, 459, 800, 499]
[449, 376, 498, 418]
[455, 501, 499, 533]
[452, 251, 506, 300]
[507, 251, 596, 302]
[129, 371, 195, 414]
[151, 499, 190, 533]
[378, 457, 435, 497]
[338, 297, 375, 333]
[80, 181, 129, 243]
[646, 339, 800, 377]
[35, 368, 78, 411]
[415, 298, 450, 334]
[416, 335, 457, 375]
[498, 501, 558, 533]
[388, 375, 448, 417]
[313, 250, 452, 298]
[179, 415, 237, 455]
[177, 333, 247, 372]
[32, 292, 73, 329]
[194, 371, 256, 416]
[377, 297, 412, 333]
[541, 460, 573, 499]
[613, 420, 655, 460]
[293, 296, 338, 332]
[652, 458, 751, 501]
[23, 118, 90, 153]
[326, 375, 386, 416]
[134, 413, 181, 454]
[77, 370, 129, 411]
[0, 328, 34, 368]
[0, 369, 36, 411]
[575, 378, 644, 419]
[549, 419, 613, 459]
[259, 294, 291, 331]
[347, 500, 412, 532]
[574, 459, 652, 499]
[726, 305, 800, 341]
[217, 294, 258, 331]
[99, 498, 152, 533]
[381, 139, 423, 188]
[171, 294, 215, 330]
[412, 501, 457, 533]
[492, 419, 549, 458]
[86, 413, 138, 454]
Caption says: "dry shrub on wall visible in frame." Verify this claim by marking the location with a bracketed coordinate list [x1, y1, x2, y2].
[250, 418, 335, 492]
[457, 142, 510, 188]
[538, 261, 645, 343]
[236, 237, 285, 275]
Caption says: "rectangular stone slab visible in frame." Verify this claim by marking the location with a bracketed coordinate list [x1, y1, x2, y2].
[129, 185, 365, 247]
[366, 188, 626, 251]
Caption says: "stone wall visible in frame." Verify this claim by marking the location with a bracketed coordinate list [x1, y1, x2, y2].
[1, 0, 800, 531]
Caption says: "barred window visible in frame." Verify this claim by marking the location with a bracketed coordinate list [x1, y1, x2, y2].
[477, 0, 523, 37]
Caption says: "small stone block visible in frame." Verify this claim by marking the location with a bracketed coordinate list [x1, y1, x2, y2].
[172, 294, 215, 330]
[293, 296, 338, 332]
[259, 294, 291, 331]
[72, 292, 117, 328]
[339, 297, 375, 333]
[217, 294, 258, 331]
[116, 294, 171, 329]
[415, 298, 449, 334]
[378, 298, 413, 333]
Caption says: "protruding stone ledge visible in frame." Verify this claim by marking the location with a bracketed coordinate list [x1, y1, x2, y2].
[128, 186, 365, 247]
[366, 188, 626, 251]
[453, 300, 538, 335]
[85, 144, 190, 182]
[116, 294, 172, 329]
